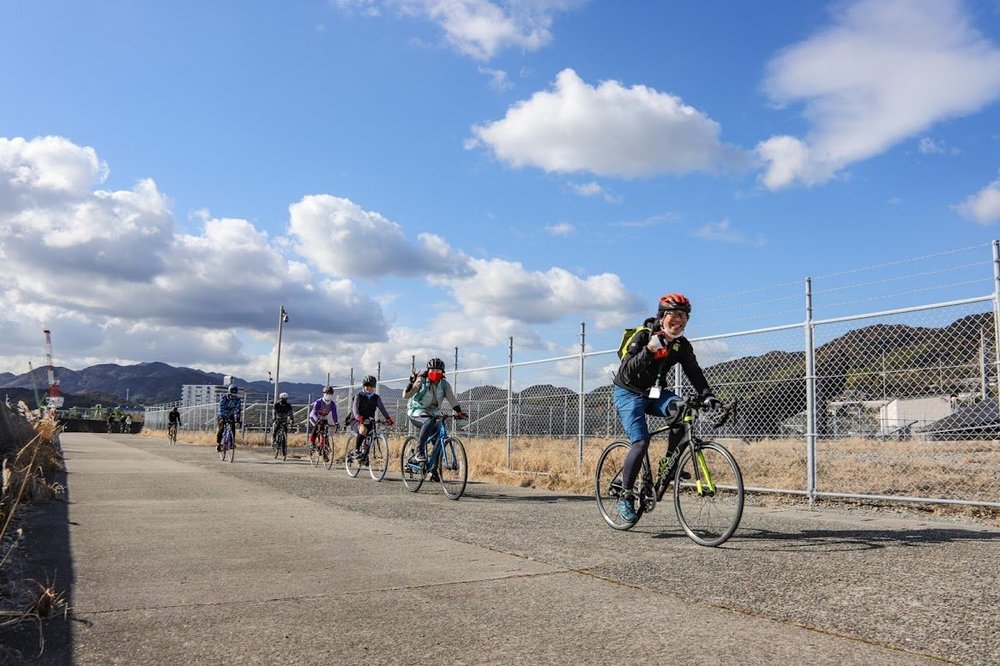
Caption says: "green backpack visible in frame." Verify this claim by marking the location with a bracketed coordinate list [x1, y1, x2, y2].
[617, 326, 650, 360]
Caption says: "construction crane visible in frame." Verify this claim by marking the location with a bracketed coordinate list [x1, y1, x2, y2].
[43, 329, 64, 409]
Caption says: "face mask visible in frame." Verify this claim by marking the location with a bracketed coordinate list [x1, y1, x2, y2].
[427, 370, 444, 382]
[363, 389, 374, 397]
[322, 394, 333, 404]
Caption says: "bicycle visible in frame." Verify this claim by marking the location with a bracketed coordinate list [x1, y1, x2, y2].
[343, 418, 390, 482]
[218, 419, 237, 463]
[272, 416, 290, 461]
[400, 414, 468, 500]
[167, 422, 178, 445]
[595, 396, 743, 547]
[309, 421, 334, 468]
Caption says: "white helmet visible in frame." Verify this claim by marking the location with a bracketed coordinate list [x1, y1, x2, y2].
[279, 392, 288, 400]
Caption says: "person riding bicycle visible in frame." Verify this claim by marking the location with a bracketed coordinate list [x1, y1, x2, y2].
[612, 293, 721, 523]
[272, 392, 293, 445]
[168, 406, 182, 429]
[404, 358, 467, 467]
[216, 384, 243, 451]
[348, 376, 394, 462]
[308, 386, 339, 460]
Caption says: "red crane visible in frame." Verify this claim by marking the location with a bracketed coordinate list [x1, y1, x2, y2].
[43, 329, 64, 409]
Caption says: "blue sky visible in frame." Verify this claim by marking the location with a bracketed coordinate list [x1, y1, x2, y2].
[1, 0, 1000, 387]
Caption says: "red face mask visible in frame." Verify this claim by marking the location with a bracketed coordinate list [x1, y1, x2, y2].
[427, 370, 444, 383]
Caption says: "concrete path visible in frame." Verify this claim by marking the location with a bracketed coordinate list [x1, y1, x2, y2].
[3, 433, 998, 664]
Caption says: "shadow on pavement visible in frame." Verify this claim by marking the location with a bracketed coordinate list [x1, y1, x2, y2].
[0, 468, 75, 665]
[732, 525, 1000, 552]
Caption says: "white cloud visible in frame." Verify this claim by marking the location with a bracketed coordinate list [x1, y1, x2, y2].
[337, 0, 581, 60]
[568, 180, 621, 203]
[479, 66, 513, 92]
[917, 137, 959, 155]
[287, 194, 471, 278]
[432, 257, 643, 327]
[693, 218, 766, 246]
[0, 136, 388, 374]
[757, 0, 1000, 190]
[469, 68, 742, 178]
[955, 176, 1000, 224]
[545, 222, 574, 236]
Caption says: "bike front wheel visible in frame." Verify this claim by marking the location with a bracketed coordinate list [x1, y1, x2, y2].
[219, 430, 231, 461]
[673, 442, 744, 547]
[438, 437, 467, 500]
[168, 426, 177, 445]
[595, 441, 639, 530]
[400, 436, 424, 492]
[368, 433, 389, 482]
[344, 433, 361, 477]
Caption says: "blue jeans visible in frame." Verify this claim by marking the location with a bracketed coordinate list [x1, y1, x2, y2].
[612, 385, 679, 444]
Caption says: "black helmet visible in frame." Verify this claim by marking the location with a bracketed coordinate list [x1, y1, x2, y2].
[227, 384, 238, 394]
[362, 375, 377, 387]
[427, 358, 445, 371]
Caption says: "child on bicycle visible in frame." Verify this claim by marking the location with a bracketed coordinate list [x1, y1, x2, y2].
[404, 358, 467, 466]
[348, 376, 394, 462]
[308, 386, 339, 459]
[272, 392, 293, 445]
[613, 294, 721, 522]
[216, 384, 243, 451]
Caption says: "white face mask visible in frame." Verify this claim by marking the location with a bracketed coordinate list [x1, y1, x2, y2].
[322, 394, 333, 404]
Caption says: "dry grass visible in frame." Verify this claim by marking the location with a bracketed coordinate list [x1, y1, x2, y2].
[142, 428, 1000, 522]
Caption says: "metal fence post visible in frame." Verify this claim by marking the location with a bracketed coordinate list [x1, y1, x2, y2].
[804, 277, 817, 504]
[992, 240, 1000, 400]
[506, 336, 513, 470]
[579, 321, 586, 469]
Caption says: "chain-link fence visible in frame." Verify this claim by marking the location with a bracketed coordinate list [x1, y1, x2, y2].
[144, 243, 1000, 508]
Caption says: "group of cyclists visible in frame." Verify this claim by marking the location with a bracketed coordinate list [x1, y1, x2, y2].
[175, 293, 719, 522]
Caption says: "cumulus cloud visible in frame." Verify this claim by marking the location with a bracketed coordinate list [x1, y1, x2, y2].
[0, 136, 388, 374]
[955, 176, 1000, 224]
[337, 0, 581, 60]
[469, 69, 741, 178]
[693, 218, 766, 246]
[757, 0, 1000, 190]
[433, 257, 643, 328]
[287, 194, 471, 279]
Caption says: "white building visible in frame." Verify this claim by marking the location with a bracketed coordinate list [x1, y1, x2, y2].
[880, 396, 953, 436]
[181, 384, 226, 407]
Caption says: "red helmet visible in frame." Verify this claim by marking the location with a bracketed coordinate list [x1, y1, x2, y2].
[658, 293, 691, 315]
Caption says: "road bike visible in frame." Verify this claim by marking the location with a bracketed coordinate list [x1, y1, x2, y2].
[272, 416, 290, 461]
[167, 422, 178, 445]
[343, 418, 390, 481]
[595, 396, 743, 547]
[218, 419, 237, 463]
[310, 421, 334, 468]
[400, 414, 467, 500]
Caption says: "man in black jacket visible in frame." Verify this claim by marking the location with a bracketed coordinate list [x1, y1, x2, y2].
[612, 293, 720, 522]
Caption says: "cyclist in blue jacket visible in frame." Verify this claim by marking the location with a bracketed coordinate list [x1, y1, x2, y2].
[216, 384, 242, 451]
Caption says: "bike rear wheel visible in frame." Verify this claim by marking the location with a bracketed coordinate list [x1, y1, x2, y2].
[368, 433, 389, 482]
[595, 441, 639, 530]
[438, 437, 467, 500]
[673, 442, 744, 547]
[344, 433, 361, 477]
[400, 436, 424, 492]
